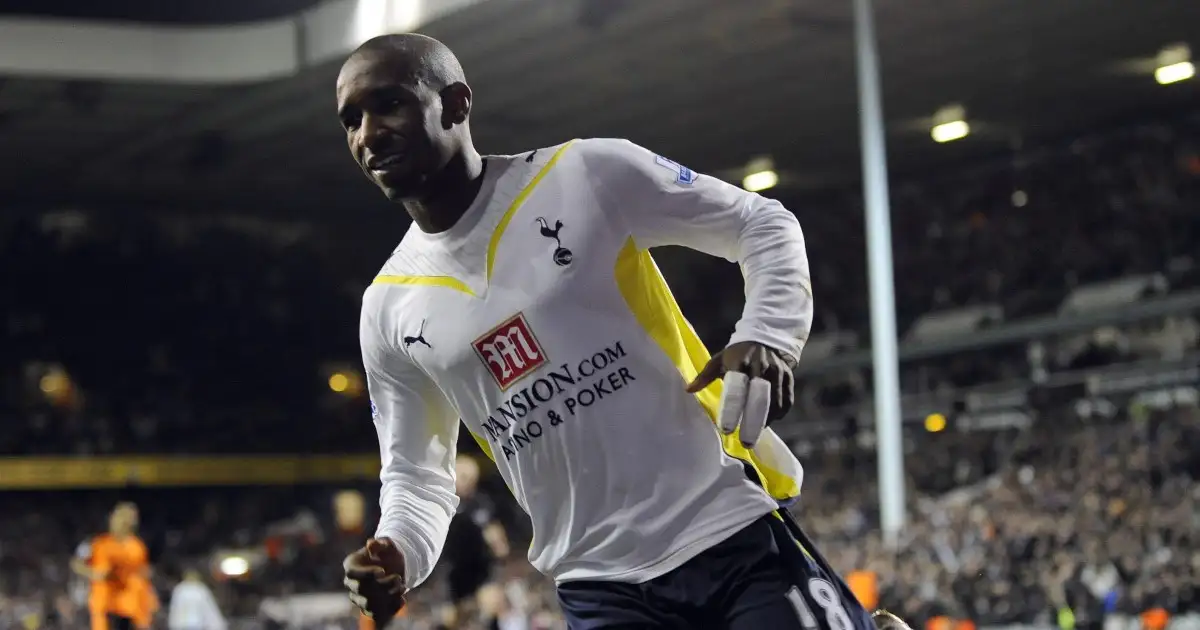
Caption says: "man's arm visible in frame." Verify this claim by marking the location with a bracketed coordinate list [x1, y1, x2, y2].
[136, 540, 153, 579]
[69, 542, 91, 578]
[579, 138, 813, 363]
[70, 557, 98, 580]
[71, 540, 107, 581]
[482, 521, 510, 559]
[361, 288, 461, 588]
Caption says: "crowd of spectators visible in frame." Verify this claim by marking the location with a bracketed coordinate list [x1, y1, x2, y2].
[1, 111, 1199, 628]
[1, 402, 1195, 629]
[1, 213, 372, 456]
[2, 113, 1198, 455]
[670, 110, 1200, 343]
[806, 405, 1200, 627]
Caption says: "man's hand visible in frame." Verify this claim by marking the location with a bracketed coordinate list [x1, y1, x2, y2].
[343, 538, 407, 623]
[686, 341, 795, 447]
[872, 610, 914, 630]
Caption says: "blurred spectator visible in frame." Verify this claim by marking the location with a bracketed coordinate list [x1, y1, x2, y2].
[168, 569, 226, 630]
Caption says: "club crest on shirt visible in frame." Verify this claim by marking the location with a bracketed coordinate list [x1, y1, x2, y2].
[534, 217, 573, 267]
[654, 155, 698, 185]
[472, 313, 548, 390]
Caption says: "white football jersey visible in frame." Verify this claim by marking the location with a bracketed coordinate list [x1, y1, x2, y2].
[362, 138, 812, 586]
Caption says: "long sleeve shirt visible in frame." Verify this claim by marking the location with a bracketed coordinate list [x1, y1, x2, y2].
[361, 138, 812, 586]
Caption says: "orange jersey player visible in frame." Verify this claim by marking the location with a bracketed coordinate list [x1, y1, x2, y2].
[71, 502, 159, 630]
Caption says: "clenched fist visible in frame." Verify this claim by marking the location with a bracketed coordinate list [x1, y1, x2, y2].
[686, 341, 796, 448]
[343, 538, 407, 624]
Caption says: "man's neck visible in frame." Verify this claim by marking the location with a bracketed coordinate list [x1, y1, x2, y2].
[405, 148, 486, 234]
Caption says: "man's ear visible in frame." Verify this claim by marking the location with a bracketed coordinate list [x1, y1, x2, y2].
[441, 82, 472, 126]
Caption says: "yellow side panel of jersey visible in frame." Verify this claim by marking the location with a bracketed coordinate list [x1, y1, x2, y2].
[612, 237, 801, 502]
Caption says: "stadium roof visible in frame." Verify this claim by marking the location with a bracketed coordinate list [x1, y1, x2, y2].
[1, 0, 326, 25]
[0, 0, 1198, 223]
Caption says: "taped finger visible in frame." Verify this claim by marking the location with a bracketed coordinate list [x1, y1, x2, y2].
[718, 371, 749, 434]
[739, 377, 772, 447]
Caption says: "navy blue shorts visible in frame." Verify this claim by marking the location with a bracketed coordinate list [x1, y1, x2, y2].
[557, 512, 875, 630]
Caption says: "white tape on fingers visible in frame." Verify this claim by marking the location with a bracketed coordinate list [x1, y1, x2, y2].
[718, 371, 750, 434]
[739, 377, 772, 447]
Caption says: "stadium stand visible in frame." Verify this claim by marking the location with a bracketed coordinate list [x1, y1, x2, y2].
[2, 0, 1200, 627]
[2, 108, 1198, 628]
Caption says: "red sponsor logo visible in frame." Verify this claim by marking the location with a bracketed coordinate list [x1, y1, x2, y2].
[472, 313, 547, 390]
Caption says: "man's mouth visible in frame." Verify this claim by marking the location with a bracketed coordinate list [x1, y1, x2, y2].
[366, 153, 405, 173]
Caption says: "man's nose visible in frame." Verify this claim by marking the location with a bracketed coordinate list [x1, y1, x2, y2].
[361, 114, 392, 151]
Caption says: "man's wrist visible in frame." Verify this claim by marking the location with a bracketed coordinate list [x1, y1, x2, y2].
[727, 338, 799, 369]
[371, 532, 414, 583]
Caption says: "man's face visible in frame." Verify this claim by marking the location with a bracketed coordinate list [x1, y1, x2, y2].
[336, 53, 450, 201]
[110, 505, 138, 533]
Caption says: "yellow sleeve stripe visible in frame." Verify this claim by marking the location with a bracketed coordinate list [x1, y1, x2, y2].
[485, 140, 577, 281]
[372, 274, 477, 296]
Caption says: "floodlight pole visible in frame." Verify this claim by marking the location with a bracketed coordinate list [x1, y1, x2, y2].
[851, 0, 907, 548]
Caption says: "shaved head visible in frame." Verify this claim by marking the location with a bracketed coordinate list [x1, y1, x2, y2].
[337, 32, 481, 224]
[348, 33, 467, 92]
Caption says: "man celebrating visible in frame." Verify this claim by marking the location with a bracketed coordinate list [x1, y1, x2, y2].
[338, 33, 873, 630]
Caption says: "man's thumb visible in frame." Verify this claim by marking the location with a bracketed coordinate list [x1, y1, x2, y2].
[686, 356, 723, 393]
[365, 538, 391, 560]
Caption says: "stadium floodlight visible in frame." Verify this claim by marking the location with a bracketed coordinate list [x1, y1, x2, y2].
[742, 170, 778, 192]
[353, 0, 423, 44]
[931, 120, 969, 143]
[1155, 61, 1194, 85]
[742, 157, 778, 192]
[219, 556, 250, 577]
[931, 104, 969, 143]
[1155, 44, 1194, 85]
[39, 370, 70, 395]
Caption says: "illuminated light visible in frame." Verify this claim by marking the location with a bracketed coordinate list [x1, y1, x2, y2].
[391, 0, 424, 32]
[352, 0, 387, 44]
[742, 170, 778, 192]
[1155, 61, 1195, 85]
[1011, 190, 1028, 207]
[931, 120, 969, 143]
[39, 371, 70, 395]
[219, 556, 249, 577]
[924, 413, 947, 433]
[354, 0, 425, 43]
[328, 373, 350, 393]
